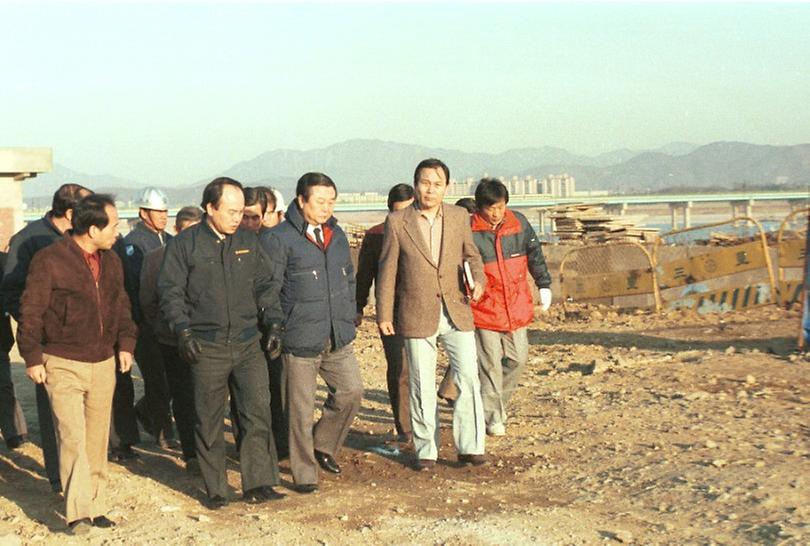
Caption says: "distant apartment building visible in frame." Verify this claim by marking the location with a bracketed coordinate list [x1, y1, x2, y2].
[445, 173, 576, 198]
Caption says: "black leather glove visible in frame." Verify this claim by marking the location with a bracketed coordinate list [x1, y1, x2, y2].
[177, 328, 201, 365]
[264, 322, 283, 360]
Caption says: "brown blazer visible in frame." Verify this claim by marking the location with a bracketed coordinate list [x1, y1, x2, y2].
[376, 203, 485, 338]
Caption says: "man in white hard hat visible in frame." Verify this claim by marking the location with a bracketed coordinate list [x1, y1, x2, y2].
[112, 187, 174, 455]
[258, 187, 285, 229]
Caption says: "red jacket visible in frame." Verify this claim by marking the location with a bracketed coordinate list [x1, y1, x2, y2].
[470, 209, 551, 332]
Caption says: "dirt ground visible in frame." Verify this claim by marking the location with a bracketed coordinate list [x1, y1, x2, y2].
[1, 303, 808, 545]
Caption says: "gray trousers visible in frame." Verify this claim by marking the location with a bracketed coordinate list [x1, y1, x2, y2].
[283, 343, 363, 485]
[191, 336, 279, 498]
[404, 307, 485, 461]
[475, 327, 529, 428]
[0, 350, 27, 443]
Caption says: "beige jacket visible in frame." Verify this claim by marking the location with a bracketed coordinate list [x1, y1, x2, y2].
[375, 203, 485, 338]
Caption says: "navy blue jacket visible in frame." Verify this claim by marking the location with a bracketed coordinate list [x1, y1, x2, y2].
[260, 202, 356, 357]
[115, 221, 172, 326]
[1, 214, 64, 321]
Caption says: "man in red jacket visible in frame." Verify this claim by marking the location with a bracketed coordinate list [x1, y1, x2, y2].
[18, 194, 137, 535]
[470, 179, 552, 437]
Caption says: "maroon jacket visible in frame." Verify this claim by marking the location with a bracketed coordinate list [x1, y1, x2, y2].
[18, 235, 138, 367]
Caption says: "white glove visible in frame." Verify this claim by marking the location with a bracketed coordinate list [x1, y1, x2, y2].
[539, 288, 552, 311]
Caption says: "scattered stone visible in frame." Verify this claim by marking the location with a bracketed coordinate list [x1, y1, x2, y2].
[676, 350, 703, 363]
[338, 515, 349, 521]
[160, 505, 181, 513]
[705, 440, 718, 449]
[711, 459, 728, 468]
[601, 529, 634, 543]
[725, 346, 736, 355]
[192, 514, 211, 523]
[745, 375, 757, 385]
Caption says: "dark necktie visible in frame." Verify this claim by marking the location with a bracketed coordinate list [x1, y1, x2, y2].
[314, 227, 324, 249]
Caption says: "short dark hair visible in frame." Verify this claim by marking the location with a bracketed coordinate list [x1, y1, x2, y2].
[474, 178, 510, 208]
[255, 186, 277, 212]
[387, 183, 415, 211]
[454, 197, 477, 213]
[413, 158, 450, 187]
[201, 177, 243, 209]
[243, 187, 268, 216]
[296, 172, 337, 201]
[52, 183, 92, 218]
[72, 194, 116, 235]
[175, 206, 202, 228]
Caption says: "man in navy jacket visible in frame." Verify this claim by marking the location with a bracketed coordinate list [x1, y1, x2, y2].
[261, 172, 363, 494]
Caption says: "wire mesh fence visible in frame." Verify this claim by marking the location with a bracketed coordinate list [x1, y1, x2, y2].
[559, 241, 660, 310]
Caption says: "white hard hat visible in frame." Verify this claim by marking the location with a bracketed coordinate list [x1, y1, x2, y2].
[138, 187, 169, 211]
[271, 188, 285, 211]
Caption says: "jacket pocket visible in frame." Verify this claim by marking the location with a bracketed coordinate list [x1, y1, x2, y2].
[289, 269, 323, 302]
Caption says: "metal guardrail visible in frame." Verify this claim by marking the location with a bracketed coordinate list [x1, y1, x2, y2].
[775, 207, 810, 305]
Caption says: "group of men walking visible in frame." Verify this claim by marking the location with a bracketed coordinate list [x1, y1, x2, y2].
[0, 157, 551, 534]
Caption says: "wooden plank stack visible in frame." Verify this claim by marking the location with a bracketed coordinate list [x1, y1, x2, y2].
[548, 204, 659, 244]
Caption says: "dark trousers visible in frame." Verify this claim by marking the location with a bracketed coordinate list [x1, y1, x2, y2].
[159, 343, 197, 461]
[284, 343, 363, 485]
[380, 333, 411, 437]
[228, 378, 243, 451]
[0, 350, 27, 442]
[228, 355, 288, 458]
[134, 331, 174, 441]
[192, 336, 279, 499]
[267, 355, 288, 457]
[36, 383, 62, 485]
[111, 367, 140, 447]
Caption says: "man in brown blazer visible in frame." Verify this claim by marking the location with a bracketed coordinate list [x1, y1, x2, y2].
[376, 158, 487, 471]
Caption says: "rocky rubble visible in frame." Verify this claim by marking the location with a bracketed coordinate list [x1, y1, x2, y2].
[0, 304, 807, 544]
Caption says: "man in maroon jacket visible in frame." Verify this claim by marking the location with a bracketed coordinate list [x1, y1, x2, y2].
[18, 194, 137, 535]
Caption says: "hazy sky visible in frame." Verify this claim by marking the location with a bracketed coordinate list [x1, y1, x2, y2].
[3, 2, 809, 186]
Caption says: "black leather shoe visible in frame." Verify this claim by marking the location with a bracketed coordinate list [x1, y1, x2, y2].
[293, 483, 319, 494]
[205, 495, 228, 510]
[243, 487, 268, 504]
[5, 434, 28, 450]
[458, 453, 487, 466]
[414, 459, 436, 472]
[259, 485, 286, 501]
[92, 515, 116, 528]
[67, 518, 92, 535]
[109, 444, 139, 461]
[314, 450, 340, 474]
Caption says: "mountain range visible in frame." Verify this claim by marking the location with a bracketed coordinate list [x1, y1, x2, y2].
[23, 140, 810, 207]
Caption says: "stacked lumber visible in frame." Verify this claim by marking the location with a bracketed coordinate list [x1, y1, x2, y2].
[549, 204, 659, 244]
[343, 223, 368, 248]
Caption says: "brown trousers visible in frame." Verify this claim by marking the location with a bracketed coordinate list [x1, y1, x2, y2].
[44, 354, 116, 523]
